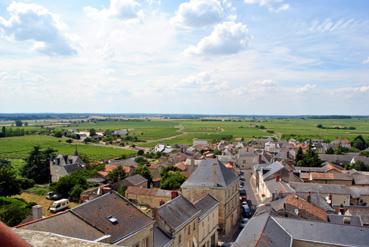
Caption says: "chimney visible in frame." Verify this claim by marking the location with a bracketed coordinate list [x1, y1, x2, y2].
[307, 192, 311, 203]
[171, 191, 178, 199]
[32, 205, 42, 220]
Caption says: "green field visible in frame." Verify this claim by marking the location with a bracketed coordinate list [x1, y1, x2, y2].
[1, 118, 369, 152]
[0, 135, 135, 161]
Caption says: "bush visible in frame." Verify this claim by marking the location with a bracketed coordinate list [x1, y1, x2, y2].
[19, 178, 35, 190]
[0, 197, 32, 226]
[137, 150, 144, 156]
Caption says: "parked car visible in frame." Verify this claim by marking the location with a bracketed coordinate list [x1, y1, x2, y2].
[240, 181, 245, 186]
[46, 191, 62, 201]
[242, 204, 251, 218]
[239, 177, 245, 181]
[240, 218, 249, 228]
[49, 199, 69, 213]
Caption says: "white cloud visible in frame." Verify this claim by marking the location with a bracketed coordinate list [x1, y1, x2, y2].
[0, 2, 76, 56]
[84, 0, 142, 20]
[294, 83, 317, 93]
[244, 0, 290, 13]
[171, 0, 225, 28]
[363, 57, 369, 64]
[308, 18, 356, 33]
[185, 21, 251, 56]
[174, 71, 230, 93]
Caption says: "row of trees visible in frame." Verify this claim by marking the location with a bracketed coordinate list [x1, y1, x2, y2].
[0, 126, 26, 138]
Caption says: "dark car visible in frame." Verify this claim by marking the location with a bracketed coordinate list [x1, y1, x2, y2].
[239, 177, 245, 181]
[46, 191, 62, 200]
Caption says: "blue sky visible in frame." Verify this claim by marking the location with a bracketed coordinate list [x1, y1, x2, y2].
[0, 0, 368, 114]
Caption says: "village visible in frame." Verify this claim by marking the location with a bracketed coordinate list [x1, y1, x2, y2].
[6, 135, 369, 247]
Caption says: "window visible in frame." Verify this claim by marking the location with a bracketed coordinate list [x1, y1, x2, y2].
[178, 234, 181, 244]
[134, 243, 139, 247]
[193, 222, 196, 231]
[188, 225, 191, 235]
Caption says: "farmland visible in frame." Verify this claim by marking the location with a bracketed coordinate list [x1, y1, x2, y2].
[0, 135, 135, 161]
[1, 118, 369, 153]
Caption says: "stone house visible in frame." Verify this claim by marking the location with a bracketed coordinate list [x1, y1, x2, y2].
[50, 154, 85, 182]
[181, 159, 240, 237]
[155, 195, 200, 247]
[125, 187, 174, 208]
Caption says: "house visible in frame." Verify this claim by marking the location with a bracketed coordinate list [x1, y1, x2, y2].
[349, 186, 369, 206]
[155, 195, 200, 247]
[233, 213, 369, 247]
[80, 185, 112, 203]
[194, 195, 219, 247]
[181, 159, 239, 236]
[153, 144, 174, 154]
[112, 129, 128, 136]
[270, 194, 328, 222]
[125, 187, 173, 208]
[319, 153, 369, 166]
[264, 141, 280, 153]
[307, 172, 352, 185]
[237, 148, 256, 170]
[330, 138, 352, 149]
[18, 191, 155, 247]
[122, 174, 148, 188]
[255, 161, 293, 200]
[97, 164, 132, 179]
[290, 182, 352, 207]
[50, 154, 85, 182]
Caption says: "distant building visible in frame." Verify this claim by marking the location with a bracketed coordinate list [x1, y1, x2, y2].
[125, 187, 173, 208]
[122, 174, 148, 188]
[50, 154, 85, 182]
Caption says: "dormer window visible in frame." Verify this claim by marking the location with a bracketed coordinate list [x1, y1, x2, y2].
[107, 215, 118, 224]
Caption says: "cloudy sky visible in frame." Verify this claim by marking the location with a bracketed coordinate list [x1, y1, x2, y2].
[0, 0, 368, 115]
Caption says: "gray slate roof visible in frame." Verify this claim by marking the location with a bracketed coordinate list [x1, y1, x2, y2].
[194, 194, 219, 219]
[234, 214, 369, 247]
[290, 182, 351, 195]
[181, 159, 238, 188]
[153, 225, 172, 247]
[262, 161, 284, 180]
[157, 195, 200, 232]
[123, 174, 147, 186]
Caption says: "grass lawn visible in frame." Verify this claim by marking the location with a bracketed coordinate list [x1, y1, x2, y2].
[0, 135, 136, 161]
[14, 192, 78, 216]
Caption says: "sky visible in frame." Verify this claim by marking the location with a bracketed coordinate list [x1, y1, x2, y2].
[0, 0, 368, 115]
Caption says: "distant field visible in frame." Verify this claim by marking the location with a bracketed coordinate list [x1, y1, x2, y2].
[0, 135, 135, 161]
[1, 118, 368, 151]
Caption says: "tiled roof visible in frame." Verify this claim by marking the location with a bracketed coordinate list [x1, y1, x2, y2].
[290, 182, 351, 195]
[310, 172, 352, 181]
[181, 159, 238, 188]
[97, 164, 131, 177]
[71, 191, 153, 243]
[125, 187, 172, 198]
[283, 195, 327, 221]
[157, 195, 200, 231]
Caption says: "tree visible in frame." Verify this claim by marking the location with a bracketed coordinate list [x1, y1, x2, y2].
[137, 150, 144, 156]
[295, 141, 322, 167]
[351, 135, 368, 151]
[0, 160, 20, 196]
[15, 120, 23, 127]
[0, 197, 32, 227]
[89, 128, 97, 137]
[22, 146, 56, 184]
[53, 172, 88, 200]
[108, 165, 126, 183]
[135, 164, 152, 181]
[160, 166, 186, 190]
[295, 147, 304, 163]
[325, 147, 335, 154]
